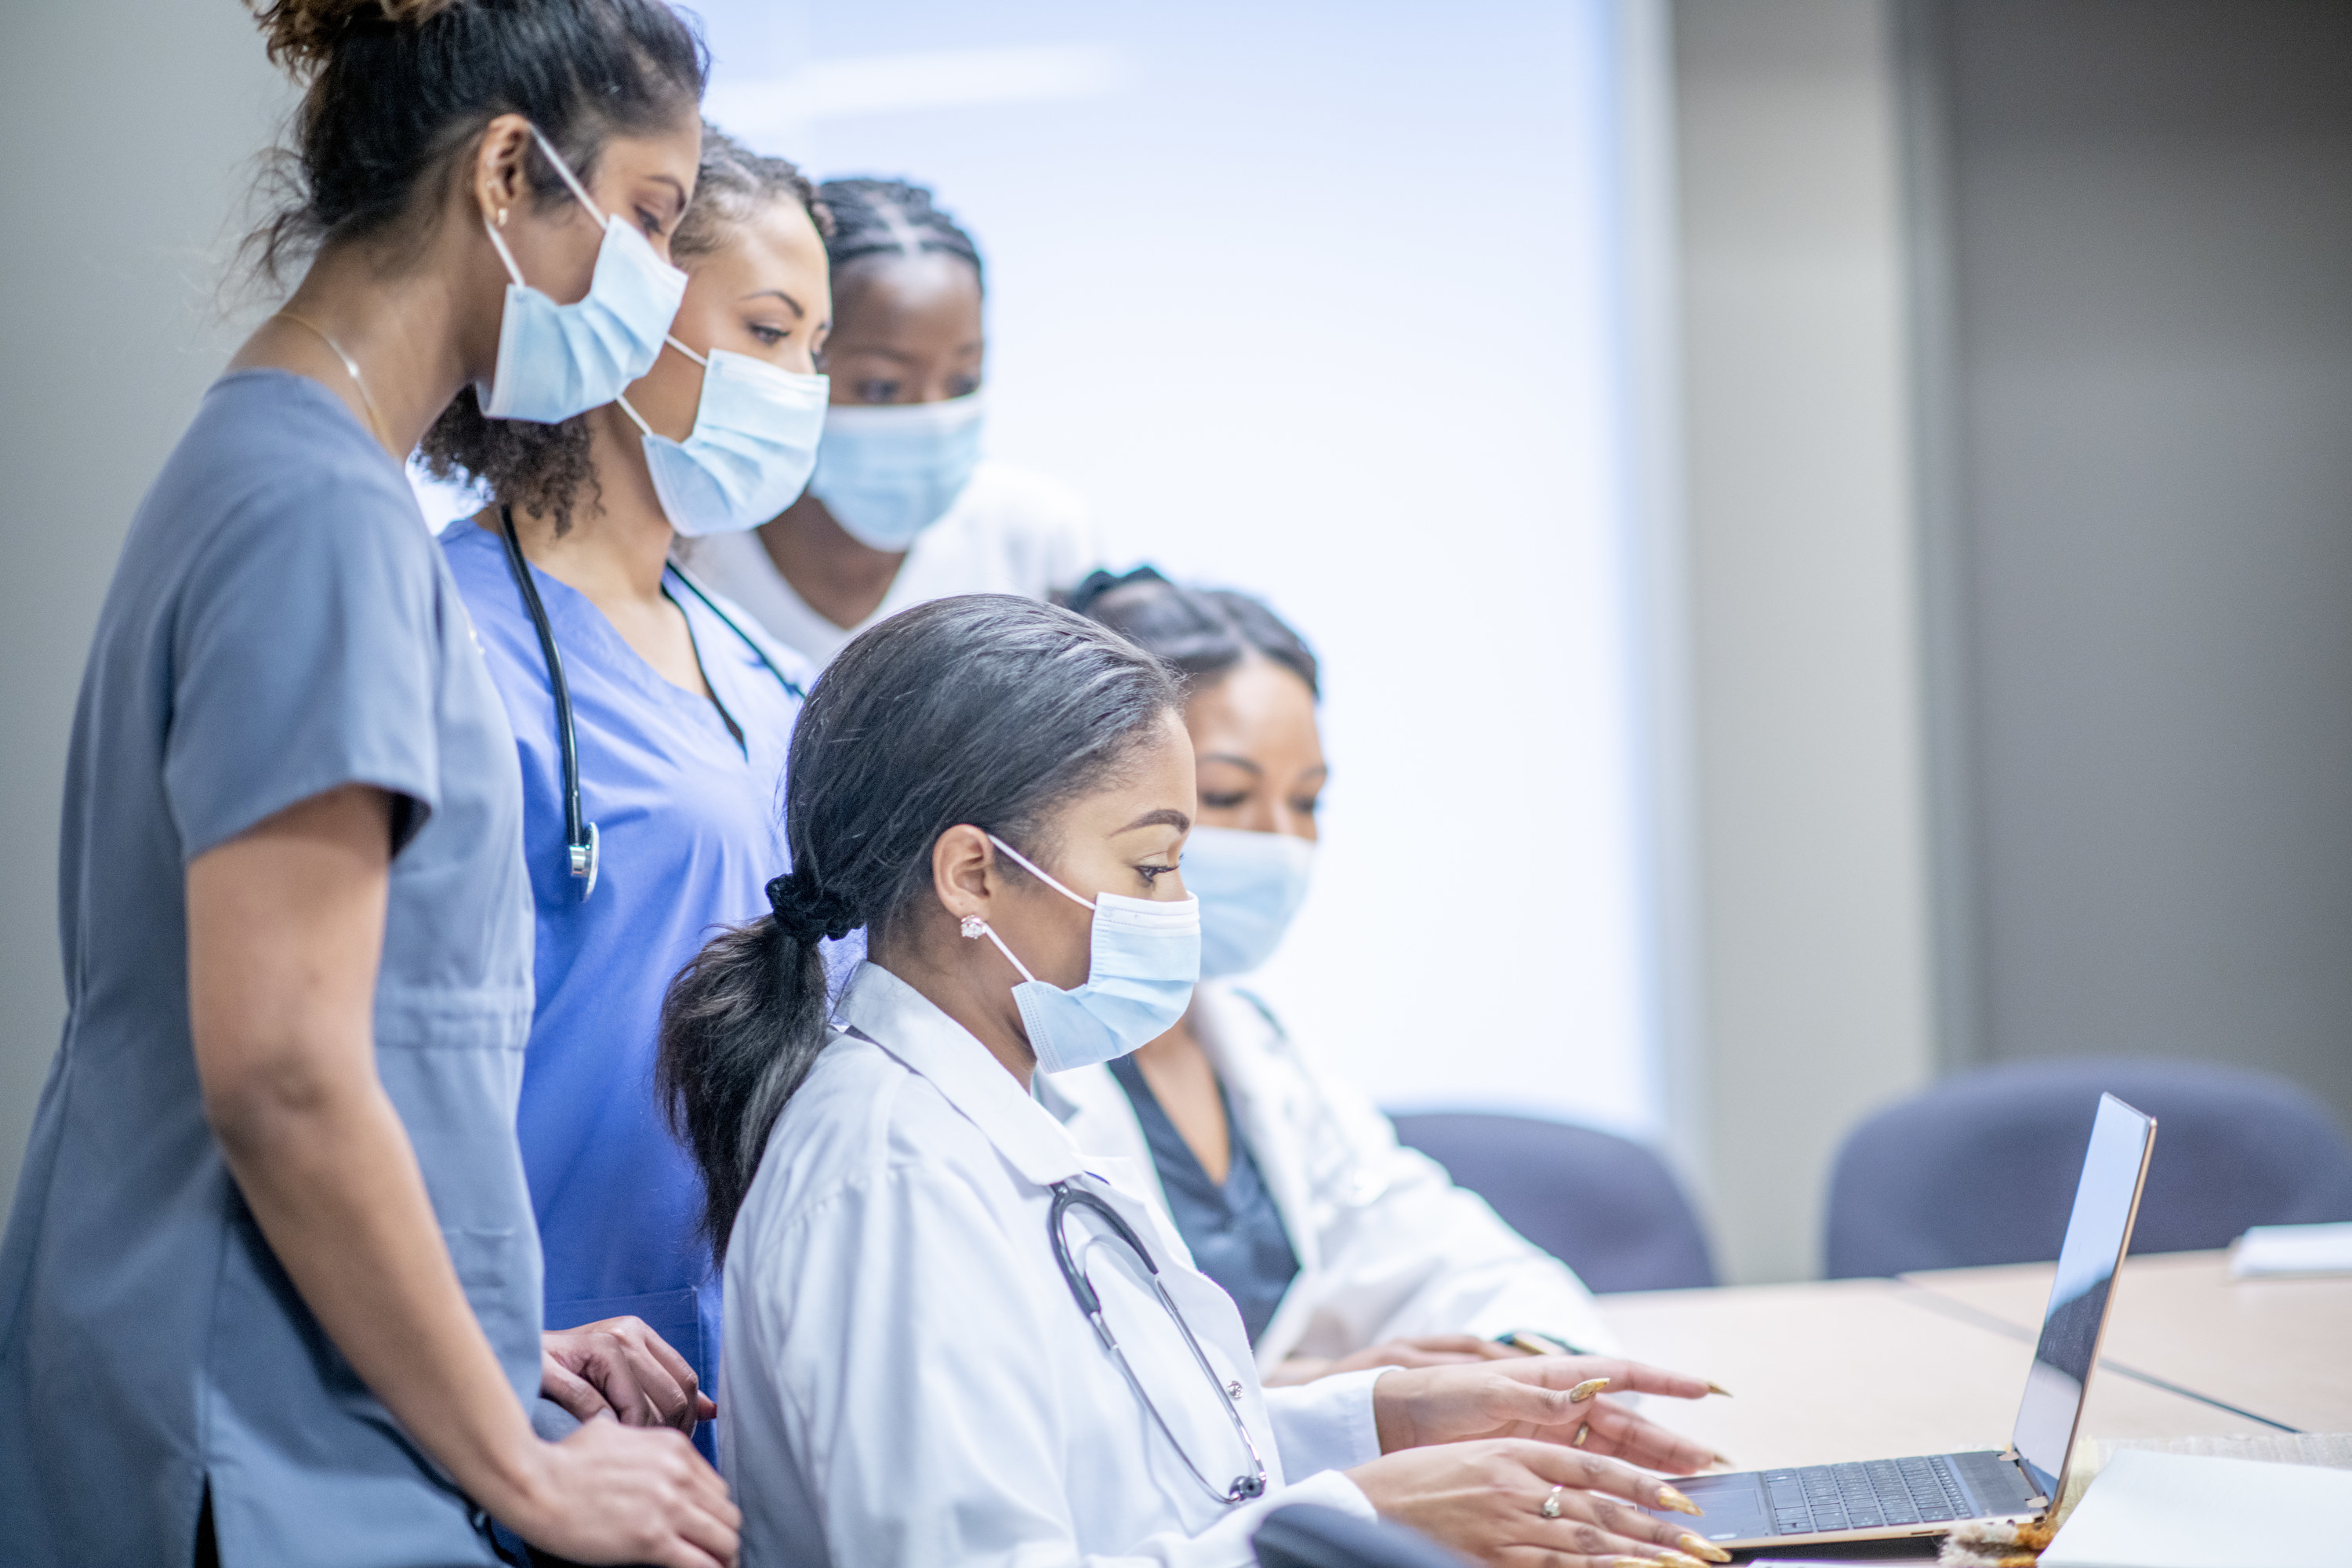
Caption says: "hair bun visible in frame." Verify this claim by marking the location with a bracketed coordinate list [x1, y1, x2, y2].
[249, 0, 464, 71]
[765, 871, 860, 944]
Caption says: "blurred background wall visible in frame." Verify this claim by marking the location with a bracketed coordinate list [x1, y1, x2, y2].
[0, 4, 291, 1217]
[2, 0, 2346, 1283]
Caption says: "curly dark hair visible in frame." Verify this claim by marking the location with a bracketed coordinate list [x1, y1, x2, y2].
[416, 122, 826, 533]
[240, 0, 706, 289]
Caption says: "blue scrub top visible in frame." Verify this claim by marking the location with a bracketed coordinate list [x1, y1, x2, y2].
[2, 374, 537, 1566]
[443, 521, 821, 1448]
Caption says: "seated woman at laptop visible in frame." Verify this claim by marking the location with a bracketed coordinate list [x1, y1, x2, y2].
[657, 594, 1732, 1566]
[1058, 568, 1628, 1385]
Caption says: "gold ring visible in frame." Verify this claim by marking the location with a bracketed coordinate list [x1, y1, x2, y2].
[1541, 1483, 1566, 1519]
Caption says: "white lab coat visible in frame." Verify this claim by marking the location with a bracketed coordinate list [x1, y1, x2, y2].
[1040, 982, 1621, 1372]
[720, 964, 1385, 1568]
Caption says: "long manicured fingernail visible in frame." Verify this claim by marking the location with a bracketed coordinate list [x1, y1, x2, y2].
[1574, 1421, 1591, 1446]
[1679, 1532, 1733, 1563]
[1657, 1484, 1703, 1515]
[1569, 1377, 1610, 1402]
[1653, 1553, 1708, 1568]
[1704, 1381, 1733, 1397]
[1709, 1452, 1737, 1470]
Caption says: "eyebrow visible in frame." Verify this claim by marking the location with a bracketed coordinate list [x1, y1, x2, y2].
[741, 288, 807, 319]
[1197, 753, 1263, 775]
[1114, 808, 1192, 835]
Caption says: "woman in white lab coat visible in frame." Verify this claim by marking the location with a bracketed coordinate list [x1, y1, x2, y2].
[1057, 569, 1624, 1383]
[655, 595, 1735, 1566]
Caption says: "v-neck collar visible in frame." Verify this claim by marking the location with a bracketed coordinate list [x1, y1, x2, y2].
[466, 524, 759, 757]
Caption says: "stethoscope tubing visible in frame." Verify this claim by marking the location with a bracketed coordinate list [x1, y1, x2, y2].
[1047, 1180, 1269, 1504]
[497, 506, 805, 902]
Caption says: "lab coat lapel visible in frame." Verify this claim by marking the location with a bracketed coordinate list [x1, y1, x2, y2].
[1035, 1063, 1172, 1215]
[1196, 985, 1323, 1276]
[833, 963, 1087, 1188]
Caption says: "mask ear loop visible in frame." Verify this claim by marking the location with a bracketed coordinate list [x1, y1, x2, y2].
[986, 833, 1098, 913]
[960, 833, 1097, 982]
[480, 122, 618, 289]
[612, 336, 711, 438]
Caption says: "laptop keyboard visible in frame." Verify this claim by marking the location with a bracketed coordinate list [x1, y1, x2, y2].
[1764, 1455, 1969, 1535]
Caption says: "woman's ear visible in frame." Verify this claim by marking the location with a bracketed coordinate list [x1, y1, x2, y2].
[472, 113, 536, 230]
[931, 824, 998, 924]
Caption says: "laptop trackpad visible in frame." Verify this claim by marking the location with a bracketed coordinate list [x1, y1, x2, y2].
[1645, 1472, 1772, 1545]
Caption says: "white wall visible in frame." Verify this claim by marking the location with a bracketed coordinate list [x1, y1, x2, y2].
[0, 6, 292, 1214]
[695, 0, 1670, 1138]
[1671, 0, 1940, 1283]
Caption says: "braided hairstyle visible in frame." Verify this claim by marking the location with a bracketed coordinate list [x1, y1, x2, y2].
[817, 176, 983, 293]
[1063, 566, 1320, 700]
[657, 594, 1181, 1257]
[241, 0, 706, 287]
[417, 124, 826, 533]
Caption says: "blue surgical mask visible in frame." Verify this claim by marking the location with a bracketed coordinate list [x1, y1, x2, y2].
[1181, 825, 1316, 979]
[479, 126, 688, 424]
[620, 338, 829, 537]
[964, 833, 1200, 1074]
[808, 391, 985, 551]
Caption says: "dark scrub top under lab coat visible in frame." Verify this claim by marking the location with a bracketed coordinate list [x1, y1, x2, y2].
[1109, 1054, 1301, 1344]
[0, 371, 539, 1566]
[444, 523, 829, 1454]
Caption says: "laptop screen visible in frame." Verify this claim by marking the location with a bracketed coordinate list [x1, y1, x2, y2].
[2009, 1093, 2157, 1498]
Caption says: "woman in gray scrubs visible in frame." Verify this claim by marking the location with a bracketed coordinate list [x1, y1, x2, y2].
[0, 4, 737, 1565]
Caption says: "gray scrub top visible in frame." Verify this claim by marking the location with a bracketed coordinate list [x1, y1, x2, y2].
[0, 371, 539, 1566]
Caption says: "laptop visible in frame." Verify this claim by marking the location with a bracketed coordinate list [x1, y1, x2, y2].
[1645, 1092, 2158, 1552]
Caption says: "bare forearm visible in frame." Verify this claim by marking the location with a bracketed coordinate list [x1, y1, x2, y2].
[211, 1071, 545, 1517]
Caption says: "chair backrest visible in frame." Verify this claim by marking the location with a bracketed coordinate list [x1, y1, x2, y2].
[1255, 1504, 1470, 1568]
[1824, 1058, 2352, 1279]
[1388, 1112, 1717, 1292]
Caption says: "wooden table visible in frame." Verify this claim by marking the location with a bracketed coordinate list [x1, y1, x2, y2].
[1595, 1263, 2336, 1562]
[1896, 1248, 2352, 1435]
[1601, 1276, 2268, 1472]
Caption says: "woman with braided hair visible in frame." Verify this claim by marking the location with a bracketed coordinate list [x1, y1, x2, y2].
[687, 176, 1102, 666]
[657, 595, 1734, 1568]
[0, 2, 739, 1563]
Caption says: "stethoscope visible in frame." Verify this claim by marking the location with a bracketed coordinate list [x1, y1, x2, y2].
[496, 506, 806, 902]
[1047, 1180, 1269, 1505]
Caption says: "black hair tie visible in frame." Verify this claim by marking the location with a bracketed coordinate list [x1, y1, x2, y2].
[1061, 564, 1169, 619]
[766, 871, 859, 943]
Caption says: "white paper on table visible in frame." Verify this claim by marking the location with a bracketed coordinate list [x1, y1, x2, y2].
[2040, 1449, 2352, 1567]
[2228, 1220, 2352, 1279]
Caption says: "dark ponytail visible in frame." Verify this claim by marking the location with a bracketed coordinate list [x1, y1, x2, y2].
[658, 594, 1181, 1257]
[1063, 566, 1321, 699]
[241, 0, 707, 287]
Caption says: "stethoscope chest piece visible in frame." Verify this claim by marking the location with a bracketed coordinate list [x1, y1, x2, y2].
[568, 820, 601, 902]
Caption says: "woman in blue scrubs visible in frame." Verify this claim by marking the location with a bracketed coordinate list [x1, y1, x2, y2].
[421, 127, 837, 1450]
[0, 3, 737, 1565]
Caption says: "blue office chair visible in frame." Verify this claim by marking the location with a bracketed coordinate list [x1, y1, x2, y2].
[1824, 1058, 2352, 1279]
[1256, 1505, 1470, 1568]
[1389, 1113, 1718, 1292]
